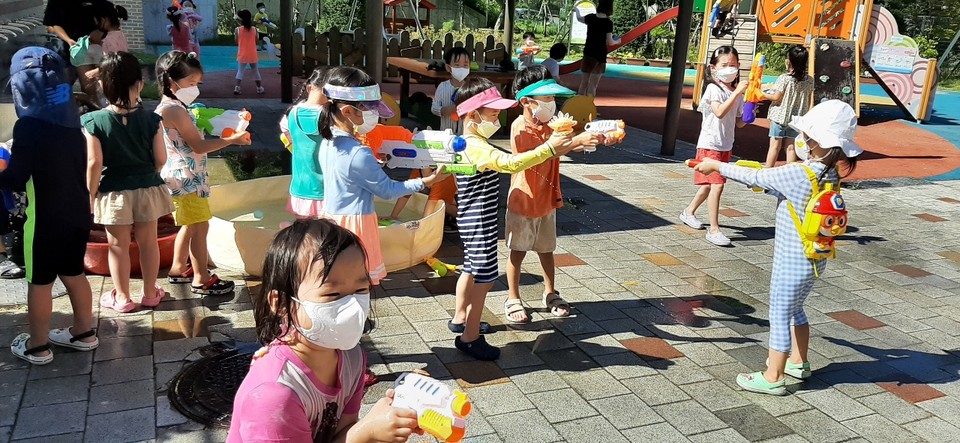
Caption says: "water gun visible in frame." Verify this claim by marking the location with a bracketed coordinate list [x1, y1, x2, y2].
[191, 107, 252, 142]
[584, 119, 626, 146]
[741, 53, 765, 124]
[0, 140, 11, 172]
[425, 256, 457, 277]
[259, 17, 278, 29]
[392, 372, 471, 443]
[369, 125, 477, 175]
[516, 40, 540, 56]
[686, 158, 763, 192]
[708, 0, 722, 29]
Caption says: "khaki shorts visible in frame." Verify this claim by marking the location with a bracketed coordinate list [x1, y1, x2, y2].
[172, 193, 213, 226]
[505, 209, 557, 253]
[94, 186, 174, 226]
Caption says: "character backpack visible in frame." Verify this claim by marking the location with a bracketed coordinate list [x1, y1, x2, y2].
[786, 165, 847, 274]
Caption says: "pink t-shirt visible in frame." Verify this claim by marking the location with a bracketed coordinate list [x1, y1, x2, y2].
[227, 342, 366, 443]
[101, 30, 128, 54]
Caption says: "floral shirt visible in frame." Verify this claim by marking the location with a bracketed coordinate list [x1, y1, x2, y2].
[156, 98, 209, 198]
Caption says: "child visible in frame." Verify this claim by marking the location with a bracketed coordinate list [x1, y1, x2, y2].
[763, 45, 813, 168]
[541, 43, 568, 86]
[180, 0, 203, 56]
[167, 6, 193, 54]
[432, 46, 471, 133]
[253, 2, 276, 51]
[286, 68, 330, 218]
[234, 9, 264, 95]
[680, 45, 747, 246]
[692, 100, 860, 395]
[503, 67, 596, 324]
[69, 28, 105, 109]
[99, 4, 128, 54]
[316, 66, 445, 285]
[5, 47, 99, 364]
[449, 77, 595, 359]
[83, 51, 174, 313]
[517, 31, 540, 70]
[229, 219, 421, 442]
[155, 50, 251, 294]
[575, 0, 620, 96]
[711, 0, 740, 38]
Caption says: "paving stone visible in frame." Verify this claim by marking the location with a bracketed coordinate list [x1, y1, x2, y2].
[447, 361, 509, 389]
[154, 361, 185, 392]
[504, 367, 570, 394]
[795, 389, 873, 422]
[680, 380, 752, 412]
[156, 394, 188, 427]
[620, 422, 690, 443]
[876, 380, 946, 404]
[26, 352, 92, 381]
[653, 399, 727, 435]
[466, 383, 535, 417]
[554, 415, 628, 443]
[903, 416, 960, 443]
[536, 348, 599, 373]
[97, 316, 153, 339]
[688, 428, 750, 443]
[857, 392, 932, 425]
[155, 421, 230, 442]
[560, 368, 632, 400]
[656, 357, 716, 386]
[11, 401, 86, 440]
[842, 414, 926, 443]
[594, 351, 659, 380]
[0, 395, 18, 427]
[810, 369, 885, 398]
[779, 409, 858, 443]
[672, 342, 737, 366]
[589, 394, 664, 430]
[621, 374, 691, 407]
[486, 409, 562, 443]
[21, 374, 89, 407]
[93, 335, 153, 362]
[152, 337, 210, 363]
[91, 355, 153, 386]
[526, 388, 598, 423]
[0, 370, 26, 397]
[0, 426, 7, 443]
[916, 395, 960, 424]
[826, 310, 886, 330]
[9, 432, 83, 443]
[714, 404, 794, 441]
[84, 407, 155, 443]
[88, 378, 155, 415]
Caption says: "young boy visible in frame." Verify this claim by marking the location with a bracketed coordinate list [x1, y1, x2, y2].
[432, 46, 471, 133]
[503, 66, 583, 323]
[541, 43, 568, 86]
[254, 2, 276, 50]
[5, 47, 99, 364]
[517, 31, 540, 70]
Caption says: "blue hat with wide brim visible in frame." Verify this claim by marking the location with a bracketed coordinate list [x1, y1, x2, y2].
[10, 46, 80, 128]
[515, 79, 576, 100]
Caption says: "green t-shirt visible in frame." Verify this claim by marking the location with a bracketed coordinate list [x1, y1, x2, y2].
[81, 108, 166, 193]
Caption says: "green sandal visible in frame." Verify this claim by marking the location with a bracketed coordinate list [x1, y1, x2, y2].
[736, 371, 787, 396]
[766, 358, 812, 379]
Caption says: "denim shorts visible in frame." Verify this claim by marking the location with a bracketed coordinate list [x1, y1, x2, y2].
[769, 120, 799, 139]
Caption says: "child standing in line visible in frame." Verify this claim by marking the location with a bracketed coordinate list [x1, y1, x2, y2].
[432, 47, 472, 133]
[179, 0, 203, 56]
[680, 45, 747, 246]
[99, 4, 128, 54]
[5, 47, 99, 364]
[229, 219, 421, 442]
[692, 100, 860, 395]
[234, 9, 264, 95]
[315, 66, 446, 285]
[167, 6, 192, 54]
[763, 45, 814, 168]
[448, 77, 595, 359]
[540, 43, 568, 87]
[286, 68, 330, 218]
[503, 67, 598, 324]
[155, 50, 250, 294]
[83, 51, 174, 313]
[517, 31, 540, 70]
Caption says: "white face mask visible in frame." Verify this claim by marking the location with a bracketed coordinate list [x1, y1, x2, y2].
[469, 114, 501, 138]
[714, 66, 739, 84]
[450, 67, 470, 81]
[531, 99, 556, 123]
[259, 8, 266, 13]
[795, 133, 822, 162]
[183, 6, 194, 13]
[353, 108, 379, 134]
[174, 83, 200, 105]
[292, 294, 370, 350]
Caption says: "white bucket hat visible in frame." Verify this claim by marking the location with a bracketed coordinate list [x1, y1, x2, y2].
[789, 100, 863, 158]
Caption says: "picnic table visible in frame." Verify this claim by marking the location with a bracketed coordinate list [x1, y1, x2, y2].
[386, 57, 519, 117]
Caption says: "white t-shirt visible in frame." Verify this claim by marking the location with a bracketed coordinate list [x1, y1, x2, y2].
[541, 58, 560, 80]
[696, 83, 743, 152]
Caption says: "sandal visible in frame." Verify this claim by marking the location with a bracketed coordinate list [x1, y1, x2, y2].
[543, 291, 571, 317]
[167, 267, 194, 284]
[503, 298, 530, 324]
[140, 284, 166, 308]
[48, 327, 99, 351]
[766, 358, 812, 379]
[191, 274, 235, 295]
[447, 320, 491, 334]
[11, 333, 53, 365]
[736, 371, 787, 396]
[100, 289, 139, 313]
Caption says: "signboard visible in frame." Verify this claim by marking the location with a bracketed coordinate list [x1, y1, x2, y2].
[870, 36, 918, 74]
[570, 1, 596, 45]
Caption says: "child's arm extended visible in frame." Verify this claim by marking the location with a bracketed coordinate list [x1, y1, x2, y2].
[470, 131, 584, 174]
[83, 129, 103, 211]
[153, 126, 167, 171]
[350, 148, 427, 200]
[695, 158, 803, 197]
[159, 104, 250, 154]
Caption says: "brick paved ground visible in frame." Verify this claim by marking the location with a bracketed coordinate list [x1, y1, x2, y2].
[1, 101, 959, 442]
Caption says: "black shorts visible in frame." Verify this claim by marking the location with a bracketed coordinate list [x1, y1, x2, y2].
[26, 219, 90, 285]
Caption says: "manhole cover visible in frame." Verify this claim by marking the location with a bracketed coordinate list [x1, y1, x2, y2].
[168, 349, 253, 428]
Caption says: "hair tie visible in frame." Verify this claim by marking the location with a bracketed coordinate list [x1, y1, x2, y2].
[187, 52, 197, 59]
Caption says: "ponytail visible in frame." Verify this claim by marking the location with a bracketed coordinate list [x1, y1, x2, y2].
[318, 102, 339, 140]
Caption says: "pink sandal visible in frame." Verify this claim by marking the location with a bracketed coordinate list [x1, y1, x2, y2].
[140, 285, 166, 308]
[100, 289, 139, 313]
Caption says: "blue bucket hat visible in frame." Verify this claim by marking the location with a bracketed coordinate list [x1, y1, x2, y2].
[10, 46, 80, 128]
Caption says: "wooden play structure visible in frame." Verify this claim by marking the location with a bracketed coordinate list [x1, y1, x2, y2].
[383, 0, 435, 35]
[693, 0, 938, 122]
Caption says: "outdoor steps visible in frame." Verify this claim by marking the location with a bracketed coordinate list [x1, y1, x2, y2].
[705, 14, 758, 72]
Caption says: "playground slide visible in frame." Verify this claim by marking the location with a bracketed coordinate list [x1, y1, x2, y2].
[559, 6, 680, 75]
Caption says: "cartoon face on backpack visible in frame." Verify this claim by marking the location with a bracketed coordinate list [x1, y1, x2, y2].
[808, 191, 847, 238]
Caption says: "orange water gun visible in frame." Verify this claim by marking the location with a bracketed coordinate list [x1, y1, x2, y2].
[742, 53, 765, 124]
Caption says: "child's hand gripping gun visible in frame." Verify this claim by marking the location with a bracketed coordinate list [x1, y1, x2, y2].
[584, 119, 626, 147]
[191, 107, 252, 142]
[369, 125, 478, 175]
[259, 17, 278, 29]
[685, 158, 764, 192]
[516, 41, 540, 56]
[392, 372, 471, 443]
[741, 54, 765, 124]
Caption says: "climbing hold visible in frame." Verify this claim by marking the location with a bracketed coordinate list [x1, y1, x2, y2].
[842, 86, 852, 94]
[820, 43, 830, 51]
[840, 60, 852, 68]
[819, 75, 830, 83]
[253, 210, 264, 219]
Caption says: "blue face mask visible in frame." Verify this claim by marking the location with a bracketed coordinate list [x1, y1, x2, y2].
[10, 47, 80, 128]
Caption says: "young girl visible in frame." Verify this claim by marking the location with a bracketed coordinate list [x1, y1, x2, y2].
[449, 77, 592, 360]
[180, 0, 203, 56]
[692, 100, 860, 395]
[234, 9, 264, 95]
[680, 45, 747, 246]
[99, 4, 128, 54]
[83, 51, 174, 313]
[315, 66, 444, 285]
[167, 6, 192, 54]
[283, 68, 329, 218]
[575, 0, 620, 96]
[229, 219, 420, 442]
[155, 50, 250, 295]
[763, 45, 814, 168]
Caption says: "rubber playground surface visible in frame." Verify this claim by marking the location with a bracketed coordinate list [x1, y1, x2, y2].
[191, 45, 960, 181]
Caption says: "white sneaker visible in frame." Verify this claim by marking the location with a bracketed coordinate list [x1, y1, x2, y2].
[679, 211, 703, 230]
[706, 229, 731, 246]
[233, 86, 241, 95]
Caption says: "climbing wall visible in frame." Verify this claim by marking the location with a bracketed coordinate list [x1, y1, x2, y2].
[810, 38, 860, 112]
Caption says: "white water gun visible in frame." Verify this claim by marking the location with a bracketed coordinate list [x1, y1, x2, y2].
[392, 372, 471, 442]
[192, 107, 252, 142]
[371, 126, 477, 175]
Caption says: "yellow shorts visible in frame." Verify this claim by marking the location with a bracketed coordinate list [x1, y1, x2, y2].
[171, 193, 212, 226]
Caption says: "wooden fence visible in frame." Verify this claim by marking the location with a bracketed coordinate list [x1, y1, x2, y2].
[290, 28, 508, 82]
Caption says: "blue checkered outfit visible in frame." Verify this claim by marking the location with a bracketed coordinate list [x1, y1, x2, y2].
[720, 162, 839, 353]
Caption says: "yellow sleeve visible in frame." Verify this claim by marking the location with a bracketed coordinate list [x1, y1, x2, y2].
[464, 136, 555, 174]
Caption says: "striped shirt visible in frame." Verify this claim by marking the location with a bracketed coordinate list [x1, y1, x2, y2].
[431, 80, 460, 133]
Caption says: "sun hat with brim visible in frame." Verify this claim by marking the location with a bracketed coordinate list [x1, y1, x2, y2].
[456, 87, 517, 116]
[10, 46, 80, 128]
[323, 84, 395, 119]
[515, 79, 576, 100]
[789, 99, 862, 158]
